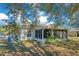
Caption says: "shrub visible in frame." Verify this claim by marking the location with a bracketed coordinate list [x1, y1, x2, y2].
[45, 36, 59, 44]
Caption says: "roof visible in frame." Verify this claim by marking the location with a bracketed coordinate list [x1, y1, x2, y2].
[32, 24, 67, 30]
[69, 27, 79, 32]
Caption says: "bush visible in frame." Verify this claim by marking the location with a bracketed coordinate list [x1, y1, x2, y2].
[45, 36, 59, 44]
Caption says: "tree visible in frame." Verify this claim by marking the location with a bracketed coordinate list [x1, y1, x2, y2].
[31, 3, 79, 28]
[34, 4, 67, 28]
[5, 3, 30, 42]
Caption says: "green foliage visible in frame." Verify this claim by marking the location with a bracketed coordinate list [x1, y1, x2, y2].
[0, 27, 6, 33]
[5, 24, 20, 35]
[66, 4, 79, 15]
[45, 36, 59, 44]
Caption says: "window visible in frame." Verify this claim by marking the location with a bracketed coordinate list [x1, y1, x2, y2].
[35, 30, 38, 38]
[35, 29, 42, 39]
[27, 32, 31, 37]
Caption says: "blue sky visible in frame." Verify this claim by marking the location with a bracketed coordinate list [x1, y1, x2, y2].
[0, 4, 10, 26]
[0, 3, 49, 26]
[0, 4, 10, 14]
[0, 3, 70, 29]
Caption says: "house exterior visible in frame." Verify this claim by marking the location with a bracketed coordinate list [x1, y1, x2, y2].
[69, 28, 79, 37]
[2, 17, 68, 43]
[27, 24, 68, 43]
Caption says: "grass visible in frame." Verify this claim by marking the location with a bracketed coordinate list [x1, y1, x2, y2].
[69, 37, 79, 41]
[44, 37, 79, 55]
[0, 40, 46, 56]
[0, 38, 78, 56]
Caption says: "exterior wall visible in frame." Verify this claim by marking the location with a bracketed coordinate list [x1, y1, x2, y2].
[0, 33, 7, 41]
[68, 30, 79, 37]
[20, 29, 28, 40]
[27, 31, 35, 40]
[69, 31, 77, 37]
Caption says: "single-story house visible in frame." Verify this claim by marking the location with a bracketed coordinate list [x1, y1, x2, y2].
[2, 18, 68, 43]
[27, 24, 68, 43]
[69, 28, 79, 37]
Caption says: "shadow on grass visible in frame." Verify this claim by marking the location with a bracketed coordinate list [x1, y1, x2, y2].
[33, 43, 54, 56]
[0, 41, 55, 56]
[16, 42, 46, 56]
[5, 42, 16, 52]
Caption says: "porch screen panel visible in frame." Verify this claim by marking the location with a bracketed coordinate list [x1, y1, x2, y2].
[35, 30, 39, 38]
[44, 29, 52, 38]
[62, 31, 67, 38]
[35, 29, 42, 39]
[39, 29, 42, 39]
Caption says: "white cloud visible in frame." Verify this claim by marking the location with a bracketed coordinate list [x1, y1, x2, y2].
[47, 22, 54, 25]
[4, 22, 8, 25]
[38, 11, 45, 16]
[38, 16, 48, 24]
[0, 13, 8, 20]
[9, 13, 13, 17]
[67, 18, 70, 22]
[16, 13, 21, 24]
[27, 18, 32, 23]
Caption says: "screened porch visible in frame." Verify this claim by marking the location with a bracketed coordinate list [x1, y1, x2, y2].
[34, 29, 68, 40]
